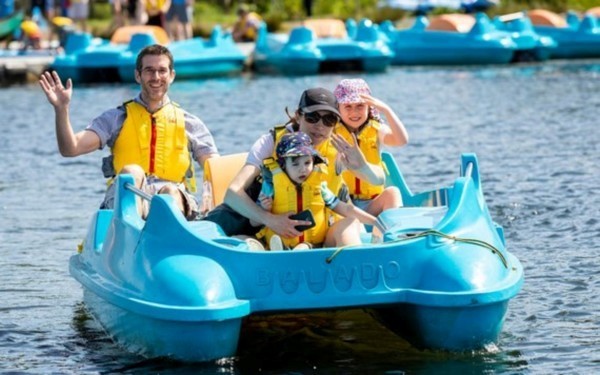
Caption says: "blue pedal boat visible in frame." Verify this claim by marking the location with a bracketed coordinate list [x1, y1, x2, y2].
[380, 13, 517, 65]
[251, 18, 393, 75]
[493, 12, 557, 62]
[50, 25, 246, 83]
[49, 32, 116, 83]
[69, 152, 524, 361]
[529, 9, 600, 59]
[117, 26, 247, 83]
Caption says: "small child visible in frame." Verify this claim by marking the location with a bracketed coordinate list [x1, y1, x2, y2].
[255, 132, 378, 250]
[333, 78, 409, 216]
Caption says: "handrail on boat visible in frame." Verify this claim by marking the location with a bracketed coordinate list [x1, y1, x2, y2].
[463, 162, 473, 179]
[124, 182, 153, 201]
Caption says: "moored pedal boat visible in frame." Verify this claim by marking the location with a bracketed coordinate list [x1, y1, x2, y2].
[252, 19, 393, 75]
[529, 9, 600, 59]
[50, 25, 246, 83]
[69, 152, 523, 361]
[380, 13, 517, 65]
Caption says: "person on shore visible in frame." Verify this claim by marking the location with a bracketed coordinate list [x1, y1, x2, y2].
[231, 4, 262, 42]
[144, 0, 170, 30]
[203, 87, 382, 248]
[39, 44, 219, 220]
[254, 132, 378, 250]
[333, 78, 408, 216]
[19, 17, 43, 50]
[166, 0, 192, 40]
[68, 0, 90, 32]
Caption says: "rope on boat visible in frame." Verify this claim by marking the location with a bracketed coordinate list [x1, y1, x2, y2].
[325, 245, 360, 264]
[326, 229, 508, 268]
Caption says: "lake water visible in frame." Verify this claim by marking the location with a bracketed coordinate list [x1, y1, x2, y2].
[1, 60, 599, 374]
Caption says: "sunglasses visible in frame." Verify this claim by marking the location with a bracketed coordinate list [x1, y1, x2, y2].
[302, 112, 339, 128]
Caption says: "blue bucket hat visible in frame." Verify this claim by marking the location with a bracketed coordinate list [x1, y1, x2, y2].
[276, 132, 327, 167]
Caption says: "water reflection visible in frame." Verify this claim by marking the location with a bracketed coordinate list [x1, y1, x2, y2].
[68, 305, 528, 373]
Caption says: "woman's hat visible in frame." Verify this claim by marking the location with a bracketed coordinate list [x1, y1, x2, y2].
[298, 88, 341, 117]
[276, 132, 327, 166]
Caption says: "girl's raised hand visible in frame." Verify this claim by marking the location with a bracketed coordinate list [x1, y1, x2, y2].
[359, 93, 388, 111]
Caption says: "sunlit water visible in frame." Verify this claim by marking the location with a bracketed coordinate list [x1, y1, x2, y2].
[1, 60, 599, 374]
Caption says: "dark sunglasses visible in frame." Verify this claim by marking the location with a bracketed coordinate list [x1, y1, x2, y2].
[302, 112, 339, 127]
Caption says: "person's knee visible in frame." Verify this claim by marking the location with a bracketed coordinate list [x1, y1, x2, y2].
[119, 164, 145, 177]
[158, 184, 179, 196]
[158, 184, 187, 214]
[119, 164, 146, 186]
[382, 186, 403, 208]
[326, 217, 362, 246]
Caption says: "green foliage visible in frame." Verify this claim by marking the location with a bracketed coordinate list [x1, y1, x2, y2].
[86, 0, 599, 38]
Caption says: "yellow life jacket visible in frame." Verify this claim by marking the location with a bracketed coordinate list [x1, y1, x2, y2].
[334, 120, 384, 200]
[271, 125, 343, 196]
[234, 12, 261, 40]
[271, 125, 345, 227]
[111, 101, 197, 192]
[145, 0, 166, 15]
[21, 20, 41, 38]
[256, 158, 329, 248]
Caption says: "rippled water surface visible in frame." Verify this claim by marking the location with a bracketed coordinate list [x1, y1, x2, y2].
[1, 60, 599, 374]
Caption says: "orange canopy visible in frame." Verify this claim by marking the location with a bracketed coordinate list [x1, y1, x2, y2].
[111, 25, 170, 45]
[427, 14, 475, 33]
[528, 9, 568, 28]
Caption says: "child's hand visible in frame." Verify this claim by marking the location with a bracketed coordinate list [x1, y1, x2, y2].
[331, 133, 366, 171]
[359, 93, 388, 112]
[258, 193, 273, 211]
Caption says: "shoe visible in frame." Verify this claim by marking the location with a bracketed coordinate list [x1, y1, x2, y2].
[293, 242, 312, 250]
[269, 235, 284, 251]
[246, 238, 265, 251]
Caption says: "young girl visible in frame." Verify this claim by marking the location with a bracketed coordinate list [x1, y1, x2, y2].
[256, 132, 378, 250]
[333, 78, 409, 216]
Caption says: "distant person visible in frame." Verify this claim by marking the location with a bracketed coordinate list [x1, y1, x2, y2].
[231, 4, 261, 42]
[333, 78, 408, 216]
[303, 0, 313, 17]
[110, 0, 125, 29]
[68, 0, 90, 32]
[30, 0, 50, 19]
[185, 0, 194, 38]
[254, 132, 378, 250]
[126, 0, 148, 25]
[166, 0, 192, 40]
[19, 18, 43, 50]
[39, 44, 219, 220]
[144, 0, 170, 29]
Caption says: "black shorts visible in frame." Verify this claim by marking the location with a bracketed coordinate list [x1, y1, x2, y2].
[202, 178, 262, 236]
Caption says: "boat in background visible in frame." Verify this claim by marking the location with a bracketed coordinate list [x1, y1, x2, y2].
[69, 151, 524, 361]
[252, 18, 393, 75]
[493, 12, 557, 62]
[50, 25, 246, 83]
[529, 9, 600, 59]
[117, 26, 246, 82]
[380, 13, 517, 65]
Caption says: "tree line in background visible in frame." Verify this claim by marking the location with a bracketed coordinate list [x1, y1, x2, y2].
[14, 0, 598, 38]
[199, 0, 598, 34]
[203, 0, 599, 20]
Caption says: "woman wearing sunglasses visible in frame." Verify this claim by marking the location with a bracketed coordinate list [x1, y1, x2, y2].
[203, 87, 383, 248]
